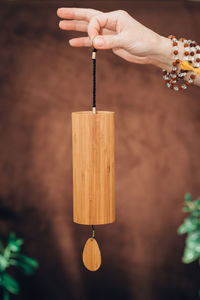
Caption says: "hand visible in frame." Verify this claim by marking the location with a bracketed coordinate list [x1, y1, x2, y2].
[57, 8, 173, 69]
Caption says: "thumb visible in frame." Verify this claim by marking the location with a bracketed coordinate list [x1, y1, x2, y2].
[93, 34, 120, 50]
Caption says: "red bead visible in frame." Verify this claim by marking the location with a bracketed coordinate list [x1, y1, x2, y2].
[184, 43, 189, 47]
[190, 74, 195, 79]
[197, 50, 200, 54]
[170, 84, 174, 89]
[173, 42, 178, 46]
[190, 52, 195, 56]
[176, 59, 180, 64]
[174, 50, 178, 55]
[184, 52, 189, 56]
[173, 62, 177, 66]
[178, 85, 183, 90]
[186, 81, 190, 87]
[196, 58, 200, 62]
[165, 80, 170, 83]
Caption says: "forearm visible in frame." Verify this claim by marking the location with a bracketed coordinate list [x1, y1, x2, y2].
[149, 36, 200, 87]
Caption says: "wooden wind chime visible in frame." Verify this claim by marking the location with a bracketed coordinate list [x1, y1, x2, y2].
[72, 45, 115, 271]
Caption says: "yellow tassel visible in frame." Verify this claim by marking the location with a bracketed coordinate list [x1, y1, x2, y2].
[179, 61, 200, 76]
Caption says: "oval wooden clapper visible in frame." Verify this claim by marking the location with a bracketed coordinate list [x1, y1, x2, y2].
[82, 237, 101, 271]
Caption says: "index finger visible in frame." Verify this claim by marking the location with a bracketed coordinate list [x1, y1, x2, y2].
[57, 7, 101, 21]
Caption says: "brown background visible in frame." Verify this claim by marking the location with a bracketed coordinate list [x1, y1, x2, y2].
[0, 1, 200, 299]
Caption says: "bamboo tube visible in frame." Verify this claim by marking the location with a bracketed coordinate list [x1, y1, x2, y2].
[72, 111, 115, 225]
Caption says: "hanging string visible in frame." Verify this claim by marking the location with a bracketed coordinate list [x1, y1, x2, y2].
[91, 225, 95, 239]
[91, 43, 97, 236]
[92, 48, 97, 114]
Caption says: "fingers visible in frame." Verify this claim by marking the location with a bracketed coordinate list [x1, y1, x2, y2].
[69, 37, 90, 47]
[93, 34, 120, 50]
[59, 20, 88, 32]
[88, 12, 118, 39]
[59, 19, 114, 36]
[57, 7, 100, 21]
[68, 34, 119, 49]
[57, 8, 123, 49]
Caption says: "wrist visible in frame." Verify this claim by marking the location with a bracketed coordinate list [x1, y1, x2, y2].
[148, 35, 184, 71]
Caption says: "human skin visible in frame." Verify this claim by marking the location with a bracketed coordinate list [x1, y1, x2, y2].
[57, 8, 200, 87]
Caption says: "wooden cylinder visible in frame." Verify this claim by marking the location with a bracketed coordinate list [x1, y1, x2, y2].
[72, 111, 115, 225]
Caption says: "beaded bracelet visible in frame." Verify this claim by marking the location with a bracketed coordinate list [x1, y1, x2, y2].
[163, 35, 199, 91]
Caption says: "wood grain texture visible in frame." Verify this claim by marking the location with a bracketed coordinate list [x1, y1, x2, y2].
[82, 238, 101, 272]
[72, 111, 115, 225]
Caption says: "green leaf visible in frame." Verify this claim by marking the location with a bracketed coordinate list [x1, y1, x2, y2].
[0, 241, 4, 254]
[8, 233, 23, 253]
[0, 255, 9, 272]
[3, 290, 10, 300]
[0, 273, 3, 287]
[183, 207, 192, 212]
[2, 273, 19, 295]
[10, 259, 36, 276]
[15, 239, 23, 247]
[182, 248, 200, 263]
[8, 241, 23, 253]
[192, 211, 200, 217]
[11, 254, 38, 269]
[193, 200, 200, 208]
[186, 231, 200, 242]
[178, 224, 187, 235]
[7, 243, 20, 253]
[177, 218, 199, 234]
[185, 193, 192, 202]
[186, 238, 200, 252]
[8, 233, 16, 242]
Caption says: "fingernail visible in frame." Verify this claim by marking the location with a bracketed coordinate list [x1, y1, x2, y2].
[95, 37, 104, 47]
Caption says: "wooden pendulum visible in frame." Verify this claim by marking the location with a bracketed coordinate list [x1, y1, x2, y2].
[72, 47, 115, 271]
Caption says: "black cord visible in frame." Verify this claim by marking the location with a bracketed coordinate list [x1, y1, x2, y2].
[92, 225, 95, 238]
[92, 48, 97, 110]
[91, 48, 97, 237]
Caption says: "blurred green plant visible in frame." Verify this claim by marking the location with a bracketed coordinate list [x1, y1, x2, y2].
[178, 193, 200, 296]
[0, 233, 38, 300]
